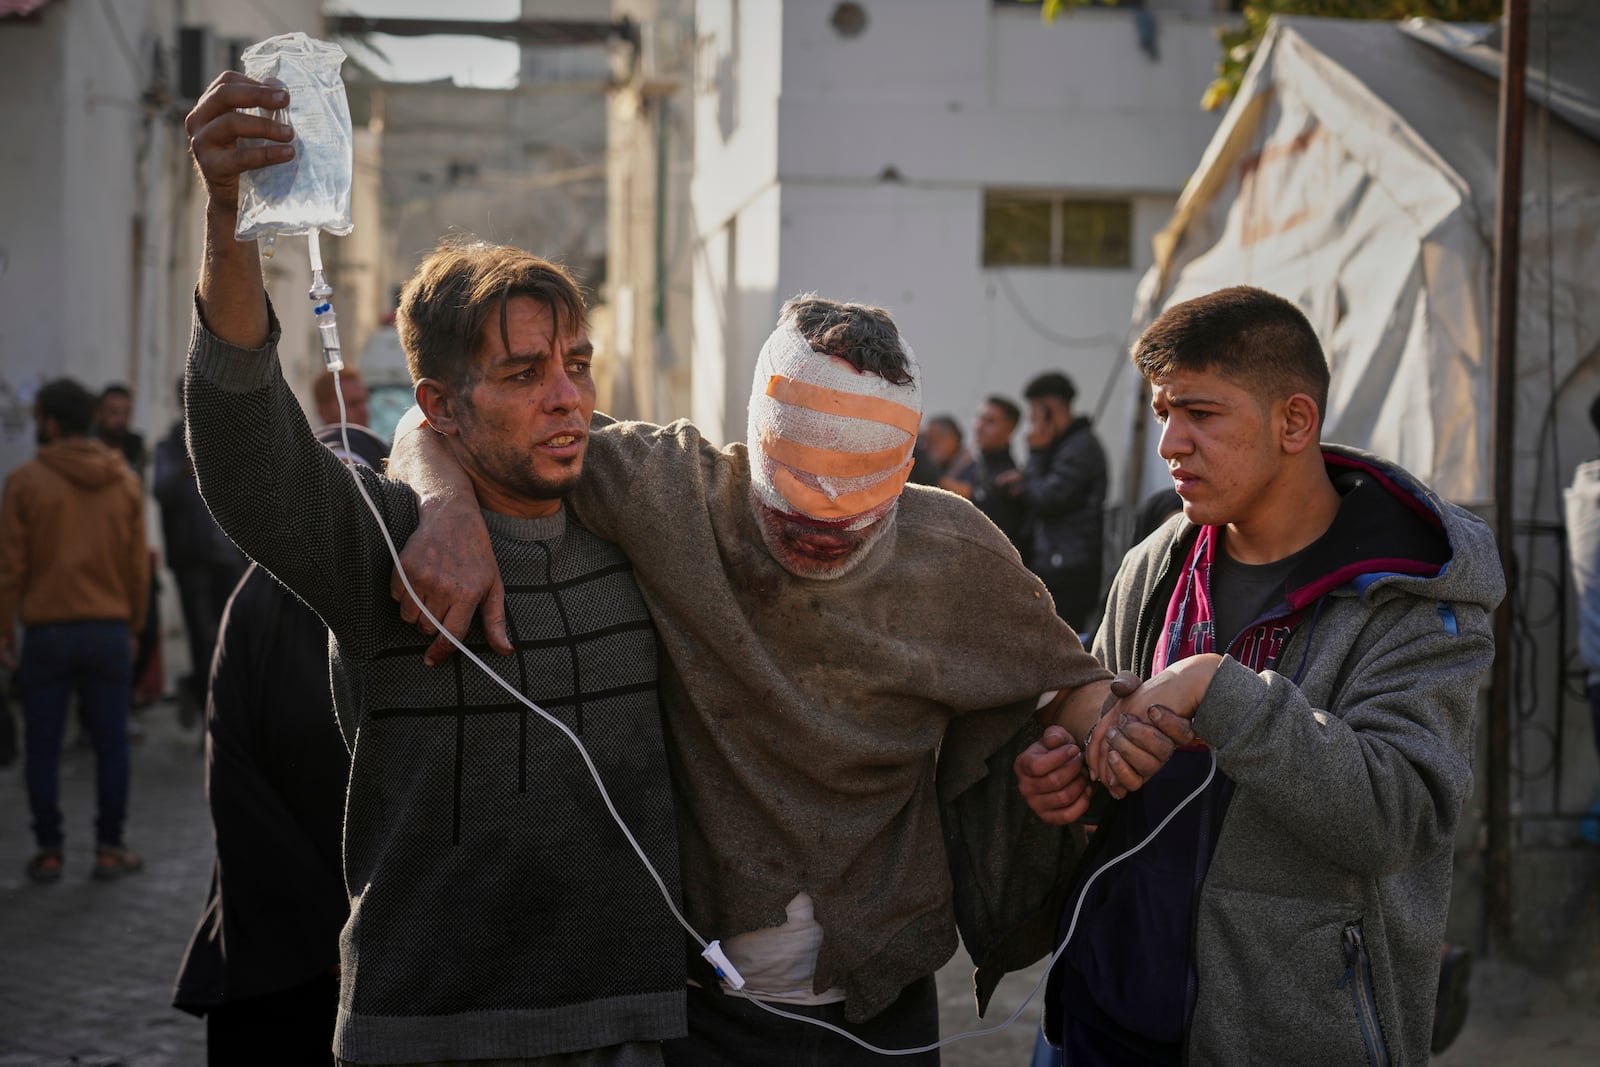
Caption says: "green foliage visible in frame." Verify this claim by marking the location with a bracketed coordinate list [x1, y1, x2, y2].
[1016, 0, 1106, 22]
[1204, 2, 1503, 110]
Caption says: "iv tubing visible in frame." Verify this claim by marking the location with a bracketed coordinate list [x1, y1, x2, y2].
[307, 228, 343, 372]
[321, 362, 700, 951]
[730, 747, 1217, 1055]
[313, 239, 1215, 1054]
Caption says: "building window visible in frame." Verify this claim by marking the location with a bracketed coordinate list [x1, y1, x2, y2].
[983, 191, 1132, 269]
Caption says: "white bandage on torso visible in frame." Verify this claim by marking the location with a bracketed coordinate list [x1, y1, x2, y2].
[746, 322, 923, 530]
[717, 892, 846, 1005]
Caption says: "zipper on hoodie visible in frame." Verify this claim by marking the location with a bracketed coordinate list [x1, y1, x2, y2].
[1175, 550, 1299, 1059]
[1178, 541, 1228, 1045]
[1178, 781, 1212, 1067]
[1338, 921, 1391, 1067]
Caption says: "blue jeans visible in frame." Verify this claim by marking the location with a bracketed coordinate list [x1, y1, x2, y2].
[19, 621, 133, 850]
[1031, 1025, 1063, 1067]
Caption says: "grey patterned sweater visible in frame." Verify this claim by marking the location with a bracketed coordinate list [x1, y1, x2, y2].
[185, 306, 684, 1064]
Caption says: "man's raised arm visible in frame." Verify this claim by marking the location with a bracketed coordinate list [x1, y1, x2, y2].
[184, 72, 413, 655]
[388, 409, 510, 662]
[187, 73, 293, 347]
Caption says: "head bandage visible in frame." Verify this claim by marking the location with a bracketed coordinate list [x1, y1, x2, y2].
[747, 321, 922, 530]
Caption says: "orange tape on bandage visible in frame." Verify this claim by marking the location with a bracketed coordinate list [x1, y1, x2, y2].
[772, 461, 913, 520]
[759, 431, 913, 480]
[766, 376, 922, 437]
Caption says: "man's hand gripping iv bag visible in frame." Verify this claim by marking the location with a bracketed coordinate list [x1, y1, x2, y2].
[235, 32, 354, 244]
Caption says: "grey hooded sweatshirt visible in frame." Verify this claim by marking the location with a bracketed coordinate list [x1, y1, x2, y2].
[1068, 445, 1502, 1066]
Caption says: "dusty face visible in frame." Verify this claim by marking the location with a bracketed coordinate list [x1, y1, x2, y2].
[752, 493, 894, 580]
[1151, 366, 1288, 531]
[973, 401, 1014, 454]
[448, 296, 595, 518]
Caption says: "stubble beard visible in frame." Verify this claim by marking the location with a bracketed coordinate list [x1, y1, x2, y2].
[462, 434, 583, 510]
[507, 458, 581, 505]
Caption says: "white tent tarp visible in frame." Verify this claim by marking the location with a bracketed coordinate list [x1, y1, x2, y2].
[1118, 15, 1600, 521]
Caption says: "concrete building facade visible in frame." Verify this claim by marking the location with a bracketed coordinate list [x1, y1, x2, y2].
[605, 0, 696, 421]
[344, 0, 615, 438]
[611, 0, 1231, 508]
[0, 0, 327, 482]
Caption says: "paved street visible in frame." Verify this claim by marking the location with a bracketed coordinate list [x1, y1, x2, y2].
[935, 938, 1600, 1066]
[0, 702, 210, 1066]
[3, 700, 1598, 1066]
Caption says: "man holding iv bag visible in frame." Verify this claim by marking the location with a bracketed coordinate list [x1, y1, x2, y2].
[182, 65, 686, 1067]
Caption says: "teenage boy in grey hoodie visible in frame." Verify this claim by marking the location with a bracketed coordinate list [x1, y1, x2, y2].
[1015, 286, 1503, 1066]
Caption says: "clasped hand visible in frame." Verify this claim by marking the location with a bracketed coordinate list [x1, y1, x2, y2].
[1015, 655, 1222, 825]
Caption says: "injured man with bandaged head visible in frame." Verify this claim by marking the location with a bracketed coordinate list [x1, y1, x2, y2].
[384, 292, 1198, 1066]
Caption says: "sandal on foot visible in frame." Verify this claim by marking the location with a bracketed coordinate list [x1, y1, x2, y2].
[92, 845, 143, 881]
[26, 850, 63, 884]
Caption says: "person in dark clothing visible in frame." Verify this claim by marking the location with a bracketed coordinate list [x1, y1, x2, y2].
[968, 395, 1026, 551]
[95, 383, 148, 478]
[910, 414, 979, 492]
[153, 379, 248, 727]
[96, 383, 162, 702]
[1016, 372, 1108, 630]
[173, 424, 389, 1066]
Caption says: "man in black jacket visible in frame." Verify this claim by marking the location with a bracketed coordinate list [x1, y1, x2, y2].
[153, 379, 248, 726]
[1016, 372, 1107, 631]
[969, 395, 1026, 552]
[172, 422, 390, 1065]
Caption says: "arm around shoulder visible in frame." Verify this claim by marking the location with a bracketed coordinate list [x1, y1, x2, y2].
[387, 408, 510, 663]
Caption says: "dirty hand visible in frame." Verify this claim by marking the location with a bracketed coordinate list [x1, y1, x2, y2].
[1087, 658, 1215, 796]
[185, 71, 295, 213]
[1015, 726, 1093, 825]
[392, 494, 510, 666]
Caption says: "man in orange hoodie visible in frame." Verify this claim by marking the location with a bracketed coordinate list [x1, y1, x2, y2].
[0, 377, 149, 883]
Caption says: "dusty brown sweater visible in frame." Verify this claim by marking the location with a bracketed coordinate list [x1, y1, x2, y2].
[569, 418, 1110, 1021]
[0, 438, 148, 633]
